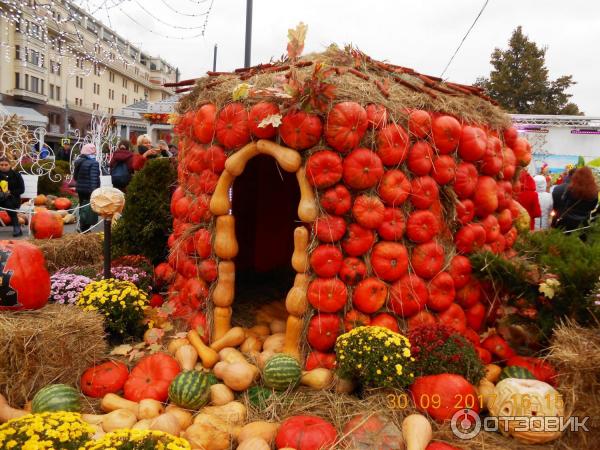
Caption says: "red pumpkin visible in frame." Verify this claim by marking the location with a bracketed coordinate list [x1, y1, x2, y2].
[481, 136, 503, 176]
[501, 146, 517, 180]
[276, 415, 337, 450]
[504, 227, 518, 249]
[193, 170, 219, 194]
[307, 314, 342, 352]
[427, 272, 456, 312]
[497, 208, 513, 233]
[512, 137, 532, 166]
[473, 176, 499, 217]
[342, 223, 375, 257]
[407, 141, 434, 176]
[408, 109, 432, 138]
[344, 309, 371, 331]
[173, 195, 192, 220]
[203, 145, 227, 174]
[182, 278, 208, 309]
[371, 242, 408, 282]
[193, 104, 217, 144]
[448, 255, 472, 290]
[248, 101, 279, 139]
[193, 228, 212, 258]
[343, 413, 403, 450]
[54, 197, 72, 210]
[215, 102, 250, 149]
[371, 313, 399, 332]
[154, 263, 175, 286]
[465, 302, 486, 331]
[454, 224, 478, 254]
[475, 346, 492, 364]
[31, 211, 64, 239]
[453, 162, 478, 199]
[506, 356, 558, 385]
[352, 195, 385, 229]
[325, 101, 368, 152]
[307, 278, 347, 313]
[378, 170, 411, 207]
[438, 303, 467, 334]
[431, 155, 456, 185]
[406, 210, 440, 243]
[342, 148, 384, 189]
[481, 215, 500, 243]
[339, 257, 367, 285]
[149, 293, 164, 308]
[189, 194, 212, 224]
[410, 176, 439, 209]
[377, 208, 406, 241]
[198, 259, 218, 283]
[81, 361, 129, 398]
[279, 111, 323, 150]
[411, 374, 479, 422]
[427, 442, 462, 450]
[314, 216, 347, 243]
[376, 124, 410, 165]
[408, 310, 437, 330]
[456, 199, 475, 225]
[310, 245, 343, 278]
[0, 211, 11, 224]
[463, 328, 481, 346]
[123, 353, 181, 402]
[305, 351, 336, 370]
[432, 115, 461, 154]
[389, 274, 428, 318]
[305, 150, 343, 189]
[320, 184, 352, 215]
[365, 104, 388, 129]
[412, 241, 445, 279]
[458, 125, 487, 162]
[480, 334, 515, 360]
[455, 279, 481, 309]
[503, 127, 518, 147]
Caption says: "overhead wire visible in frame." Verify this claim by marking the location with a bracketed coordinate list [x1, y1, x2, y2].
[132, 0, 206, 29]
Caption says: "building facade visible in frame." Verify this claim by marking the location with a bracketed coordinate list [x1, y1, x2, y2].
[0, 0, 178, 148]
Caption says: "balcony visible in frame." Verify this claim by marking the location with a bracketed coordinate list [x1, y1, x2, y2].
[12, 89, 48, 104]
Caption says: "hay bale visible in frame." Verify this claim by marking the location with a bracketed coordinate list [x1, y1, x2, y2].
[0, 304, 108, 407]
[31, 233, 104, 272]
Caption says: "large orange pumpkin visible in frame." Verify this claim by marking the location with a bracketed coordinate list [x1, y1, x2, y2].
[31, 211, 64, 239]
[123, 352, 181, 402]
[325, 101, 368, 153]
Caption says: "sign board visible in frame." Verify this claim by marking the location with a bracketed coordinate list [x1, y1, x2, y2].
[61, 138, 70, 146]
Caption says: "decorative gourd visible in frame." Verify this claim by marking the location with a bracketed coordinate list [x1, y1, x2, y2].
[499, 365, 535, 381]
[291, 226, 310, 273]
[224, 142, 259, 176]
[219, 347, 247, 364]
[175, 344, 198, 371]
[476, 379, 495, 411]
[214, 306, 233, 341]
[484, 364, 502, 383]
[334, 376, 356, 394]
[167, 337, 190, 355]
[168, 370, 211, 409]
[256, 139, 302, 172]
[214, 215, 238, 260]
[102, 409, 137, 432]
[31, 384, 80, 413]
[100, 393, 139, 416]
[285, 286, 308, 317]
[188, 329, 219, 368]
[257, 350, 276, 369]
[238, 421, 280, 444]
[148, 412, 182, 436]
[165, 404, 193, 430]
[210, 326, 246, 352]
[238, 437, 271, 450]
[0, 393, 27, 423]
[343, 413, 403, 450]
[283, 315, 303, 359]
[216, 361, 260, 391]
[184, 423, 231, 450]
[270, 319, 286, 334]
[194, 412, 241, 441]
[263, 354, 302, 391]
[210, 170, 235, 215]
[200, 401, 247, 425]
[132, 419, 152, 430]
[80, 361, 129, 398]
[137, 399, 164, 420]
[248, 324, 270, 337]
[263, 333, 285, 353]
[213, 261, 235, 307]
[241, 336, 263, 354]
[402, 414, 432, 450]
[210, 384, 235, 406]
[300, 368, 334, 390]
[296, 167, 318, 222]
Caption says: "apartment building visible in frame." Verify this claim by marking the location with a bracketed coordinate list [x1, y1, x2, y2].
[0, 0, 178, 148]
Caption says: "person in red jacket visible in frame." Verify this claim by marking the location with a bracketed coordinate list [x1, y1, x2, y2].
[517, 171, 542, 230]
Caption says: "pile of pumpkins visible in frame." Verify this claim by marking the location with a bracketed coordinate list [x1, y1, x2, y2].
[31, 194, 76, 239]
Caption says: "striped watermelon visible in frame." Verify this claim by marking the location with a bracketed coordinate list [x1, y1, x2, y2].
[32, 384, 81, 413]
[499, 365, 535, 382]
[168, 371, 211, 409]
[263, 354, 302, 391]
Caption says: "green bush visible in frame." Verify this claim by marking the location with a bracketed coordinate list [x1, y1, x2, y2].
[112, 158, 176, 264]
[21, 160, 71, 196]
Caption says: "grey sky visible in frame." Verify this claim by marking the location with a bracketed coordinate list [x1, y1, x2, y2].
[89, 0, 600, 115]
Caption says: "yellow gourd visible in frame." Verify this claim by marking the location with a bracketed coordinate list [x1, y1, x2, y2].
[200, 401, 247, 425]
[237, 438, 271, 450]
[137, 399, 164, 420]
[165, 405, 193, 430]
[283, 315, 303, 359]
[210, 170, 235, 215]
[477, 379, 496, 411]
[213, 261, 235, 307]
[300, 368, 334, 390]
[0, 393, 26, 423]
[132, 419, 152, 430]
[256, 139, 302, 173]
[100, 393, 139, 416]
[285, 286, 308, 316]
[213, 307, 232, 341]
[238, 421, 280, 444]
[184, 423, 231, 450]
[214, 215, 238, 260]
[210, 384, 235, 406]
[248, 324, 270, 337]
[149, 412, 182, 436]
[218, 361, 259, 392]
[219, 348, 246, 364]
[402, 414, 432, 450]
[210, 326, 246, 352]
[296, 167, 318, 222]
[484, 363, 502, 383]
[241, 336, 263, 354]
[263, 333, 285, 352]
[224, 142, 259, 176]
[175, 344, 198, 371]
[167, 337, 190, 355]
[187, 329, 219, 368]
[256, 350, 275, 369]
[291, 226, 309, 273]
[102, 409, 137, 432]
[270, 319, 286, 334]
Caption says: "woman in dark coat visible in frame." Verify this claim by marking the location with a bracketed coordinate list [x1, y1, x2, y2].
[109, 140, 135, 192]
[552, 167, 599, 232]
[74, 143, 101, 232]
[0, 156, 25, 236]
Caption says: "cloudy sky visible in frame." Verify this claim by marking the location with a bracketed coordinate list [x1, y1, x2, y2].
[86, 0, 600, 115]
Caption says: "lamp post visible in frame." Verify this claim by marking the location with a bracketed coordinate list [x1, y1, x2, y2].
[90, 187, 125, 279]
[244, 0, 252, 68]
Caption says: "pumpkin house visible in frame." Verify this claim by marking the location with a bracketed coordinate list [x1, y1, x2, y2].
[162, 45, 531, 365]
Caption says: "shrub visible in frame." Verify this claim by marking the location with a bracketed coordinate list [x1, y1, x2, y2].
[20, 160, 71, 196]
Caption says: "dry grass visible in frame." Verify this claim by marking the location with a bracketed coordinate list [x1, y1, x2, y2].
[31, 233, 104, 272]
[0, 304, 108, 407]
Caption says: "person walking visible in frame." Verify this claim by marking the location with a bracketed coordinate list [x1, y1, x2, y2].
[0, 156, 24, 236]
[109, 140, 134, 192]
[517, 171, 542, 230]
[74, 143, 100, 232]
[534, 175, 553, 230]
[552, 167, 599, 232]
[56, 142, 72, 161]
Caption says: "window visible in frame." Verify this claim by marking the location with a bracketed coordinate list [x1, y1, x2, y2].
[108, 107, 114, 115]
[49, 84, 54, 99]
[15, 18, 21, 33]
[134, 84, 138, 93]
[25, 74, 29, 90]
[93, 83, 100, 95]
[40, 79, 44, 95]
[108, 88, 115, 100]
[50, 61, 61, 75]
[76, 76, 84, 89]
[122, 78, 127, 89]
[109, 71, 115, 83]
[30, 76, 39, 93]
[122, 94, 127, 104]
[48, 112, 60, 125]
[56, 86, 61, 101]
[15, 72, 20, 89]
[15, 45, 20, 60]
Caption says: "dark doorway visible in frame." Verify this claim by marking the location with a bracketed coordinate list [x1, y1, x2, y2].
[230, 155, 301, 325]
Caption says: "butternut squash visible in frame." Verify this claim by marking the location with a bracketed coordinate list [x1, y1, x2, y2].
[132, 419, 152, 430]
[200, 401, 247, 426]
[224, 362, 259, 391]
[214, 215, 238, 260]
[188, 329, 219, 368]
[296, 167, 319, 222]
[213, 261, 235, 307]
[210, 384, 235, 406]
[210, 170, 235, 215]
[219, 347, 246, 364]
[238, 437, 271, 450]
[213, 306, 232, 341]
[300, 368, 334, 390]
[241, 336, 262, 354]
[149, 412, 182, 436]
[294, 273, 310, 289]
[167, 337, 190, 355]
[224, 142, 259, 176]
[283, 315, 303, 359]
[285, 286, 308, 316]
[248, 324, 270, 337]
[210, 326, 246, 352]
[100, 393, 139, 416]
[269, 319, 286, 334]
[263, 333, 285, 353]
[175, 344, 198, 371]
[81, 414, 106, 425]
[238, 421, 280, 444]
[402, 414, 432, 450]
[165, 405, 193, 430]
[484, 363, 502, 383]
[256, 139, 302, 173]
[137, 399, 164, 420]
[256, 350, 275, 369]
[0, 393, 27, 423]
[291, 226, 309, 273]
[90, 424, 105, 440]
[102, 409, 137, 432]
[184, 423, 231, 450]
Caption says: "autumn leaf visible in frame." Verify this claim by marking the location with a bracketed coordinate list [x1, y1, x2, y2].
[287, 22, 308, 59]
[232, 83, 251, 101]
[129, 349, 145, 362]
[147, 344, 163, 354]
[258, 114, 283, 129]
[110, 344, 133, 356]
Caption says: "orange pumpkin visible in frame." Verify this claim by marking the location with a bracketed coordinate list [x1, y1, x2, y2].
[54, 197, 72, 210]
[33, 194, 47, 206]
[31, 211, 64, 239]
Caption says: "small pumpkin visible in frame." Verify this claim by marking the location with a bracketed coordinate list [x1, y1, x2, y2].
[123, 353, 181, 402]
[279, 111, 323, 150]
[305, 150, 343, 189]
[370, 242, 409, 282]
[80, 361, 129, 398]
[307, 278, 347, 313]
[215, 102, 251, 149]
[352, 277, 388, 313]
[376, 123, 410, 165]
[325, 101, 368, 153]
[248, 101, 279, 139]
[320, 184, 351, 215]
[378, 170, 411, 206]
[307, 313, 341, 352]
[342, 148, 384, 189]
[31, 210, 64, 239]
[275, 415, 337, 450]
[53, 197, 72, 210]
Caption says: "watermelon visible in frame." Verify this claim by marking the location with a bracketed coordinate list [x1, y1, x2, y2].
[168, 371, 211, 409]
[499, 365, 535, 381]
[247, 385, 274, 408]
[263, 354, 302, 391]
[32, 384, 81, 413]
